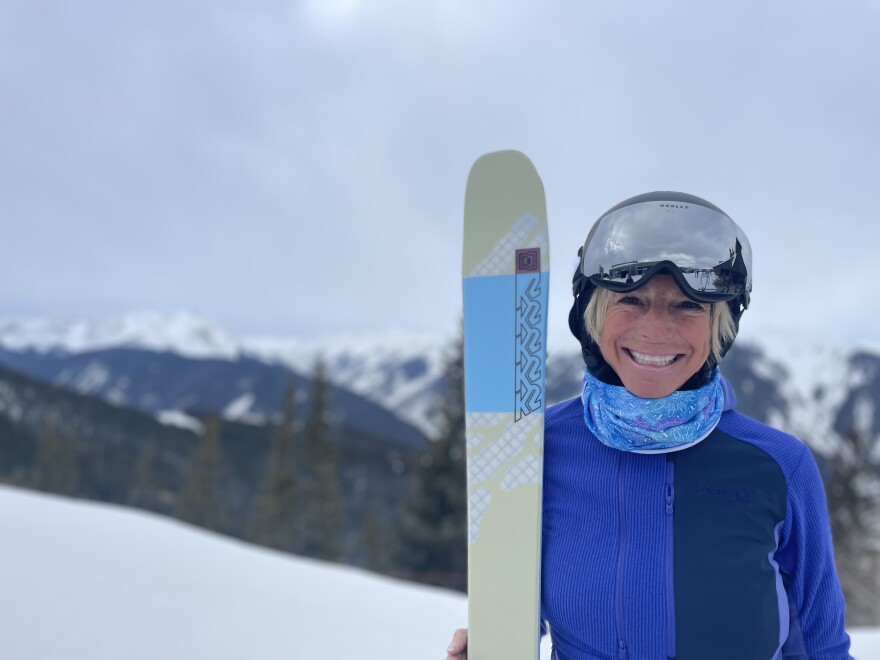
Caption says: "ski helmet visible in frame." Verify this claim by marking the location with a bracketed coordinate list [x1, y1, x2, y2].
[569, 191, 752, 385]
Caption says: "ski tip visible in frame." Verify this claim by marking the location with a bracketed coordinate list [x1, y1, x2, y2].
[470, 149, 535, 172]
[466, 150, 543, 194]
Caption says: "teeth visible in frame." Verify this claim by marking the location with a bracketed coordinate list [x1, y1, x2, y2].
[628, 349, 677, 366]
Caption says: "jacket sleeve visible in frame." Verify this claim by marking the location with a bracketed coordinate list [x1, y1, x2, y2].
[776, 444, 852, 659]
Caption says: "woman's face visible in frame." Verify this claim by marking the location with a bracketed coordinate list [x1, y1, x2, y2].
[599, 275, 711, 398]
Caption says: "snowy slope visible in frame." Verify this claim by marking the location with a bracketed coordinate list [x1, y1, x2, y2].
[0, 486, 876, 659]
[0, 486, 545, 660]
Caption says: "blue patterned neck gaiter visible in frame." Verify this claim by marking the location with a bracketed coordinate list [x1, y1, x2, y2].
[581, 368, 725, 454]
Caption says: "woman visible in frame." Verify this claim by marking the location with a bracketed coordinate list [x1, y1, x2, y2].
[446, 192, 851, 659]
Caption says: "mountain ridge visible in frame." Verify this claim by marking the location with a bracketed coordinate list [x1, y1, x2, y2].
[1, 311, 878, 459]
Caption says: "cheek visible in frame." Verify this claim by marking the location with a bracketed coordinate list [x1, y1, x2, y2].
[597, 316, 625, 355]
[598, 333, 613, 363]
[687, 322, 712, 360]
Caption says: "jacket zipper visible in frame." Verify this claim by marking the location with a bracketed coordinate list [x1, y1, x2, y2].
[615, 452, 629, 660]
[665, 457, 676, 659]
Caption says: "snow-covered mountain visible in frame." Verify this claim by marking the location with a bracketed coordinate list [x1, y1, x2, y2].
[247, 326, 880, 458]
[1, 311, 878, 458]
[245, 330, 450, 436]
[0, 311, 241, 359]
[0, 312, 448, 437]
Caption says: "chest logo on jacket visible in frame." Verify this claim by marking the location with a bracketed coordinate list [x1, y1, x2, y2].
[691, 483, 755, 503]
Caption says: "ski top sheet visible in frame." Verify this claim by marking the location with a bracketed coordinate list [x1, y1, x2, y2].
[462, 150, 549, 660]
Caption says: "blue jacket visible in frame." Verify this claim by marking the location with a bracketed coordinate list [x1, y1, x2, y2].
[541, 379, 852, 659]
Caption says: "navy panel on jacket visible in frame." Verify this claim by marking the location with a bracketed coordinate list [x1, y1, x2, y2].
[672, 429, 788, 659]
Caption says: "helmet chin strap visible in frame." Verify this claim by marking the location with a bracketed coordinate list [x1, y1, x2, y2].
[568, 266, 742, 392]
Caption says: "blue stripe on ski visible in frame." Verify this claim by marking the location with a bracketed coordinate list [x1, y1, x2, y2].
[463, 274, 515, 412]
[463, 272, 548, 413]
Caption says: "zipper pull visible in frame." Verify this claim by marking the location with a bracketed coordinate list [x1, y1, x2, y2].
[665, 483, 674, 515]
[618, 639, 628, 659]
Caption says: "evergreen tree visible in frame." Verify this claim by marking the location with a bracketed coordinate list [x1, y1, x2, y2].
[128, 437, 159, 510]
[395, 334, 467, 591]
[251, 375, 304, 551]
[824, 427, 880, 625]
[361, 502, 385, 573]
[36, 414, 80, 496]
[300, 356, 344, 561]
[176, 414, 227, 532]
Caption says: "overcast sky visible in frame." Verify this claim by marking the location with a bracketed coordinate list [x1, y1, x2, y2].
[2, 1, 878, 350]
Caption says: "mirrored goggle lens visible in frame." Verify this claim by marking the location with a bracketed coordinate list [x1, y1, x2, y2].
[580, 200, 752, 298]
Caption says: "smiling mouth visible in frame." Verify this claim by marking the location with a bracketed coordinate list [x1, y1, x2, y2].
[626, 349, 680, 367]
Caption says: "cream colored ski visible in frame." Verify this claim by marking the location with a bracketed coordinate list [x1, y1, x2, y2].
[462, 150, 548, 660]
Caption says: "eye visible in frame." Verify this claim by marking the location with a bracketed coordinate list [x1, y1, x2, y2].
[618, 295, 643, 306]
[677, 300, 705, 311]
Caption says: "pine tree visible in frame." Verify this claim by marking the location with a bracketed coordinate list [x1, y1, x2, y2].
[128, 437, 159, 511]
[300, 356, 344, 561]
[361, 502, 385, 573]
[251, 376, 304, 552]
[36, 414, 80, 496]
[176, 414, 227, 532]
[824, 427, 880, 625]
[395, 334, 467, 591]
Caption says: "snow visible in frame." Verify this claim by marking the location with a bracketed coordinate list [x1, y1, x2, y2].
[0, 311, 240, 360]
[221, 392, 263, 425]
[157, 409, 206, 434]
[243, 329, 450, 435]
[0, 312, 450, 435]
[0, 485, 468, 659]
[63, 358, 111, 394]
[0, 381, 24, 421]
[0, 486, 876, 659]
[735, 327, 870, 456]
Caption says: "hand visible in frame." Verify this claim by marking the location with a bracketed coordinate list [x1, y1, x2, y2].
[445, 628, 468, 659]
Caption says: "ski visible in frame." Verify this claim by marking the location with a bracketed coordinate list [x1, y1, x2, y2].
[462, 150, 549, 660]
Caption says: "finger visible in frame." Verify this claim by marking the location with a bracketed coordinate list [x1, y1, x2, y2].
[446, 628, 468, 658]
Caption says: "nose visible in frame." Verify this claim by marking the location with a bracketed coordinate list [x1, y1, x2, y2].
[636, 305, 676, 342]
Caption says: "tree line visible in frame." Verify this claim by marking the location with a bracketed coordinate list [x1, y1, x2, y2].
[2, 358, 385, 567]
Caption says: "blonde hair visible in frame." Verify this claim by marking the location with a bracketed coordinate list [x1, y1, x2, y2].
[584, 287, 737, 364]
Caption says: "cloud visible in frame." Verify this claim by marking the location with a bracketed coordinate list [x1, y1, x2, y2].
[1, 0, 878, 343]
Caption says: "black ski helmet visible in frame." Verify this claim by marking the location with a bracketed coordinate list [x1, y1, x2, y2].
[569, 191, 752, 387]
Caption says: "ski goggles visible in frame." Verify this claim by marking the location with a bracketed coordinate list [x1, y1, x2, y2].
[579, 199, 752, 303]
